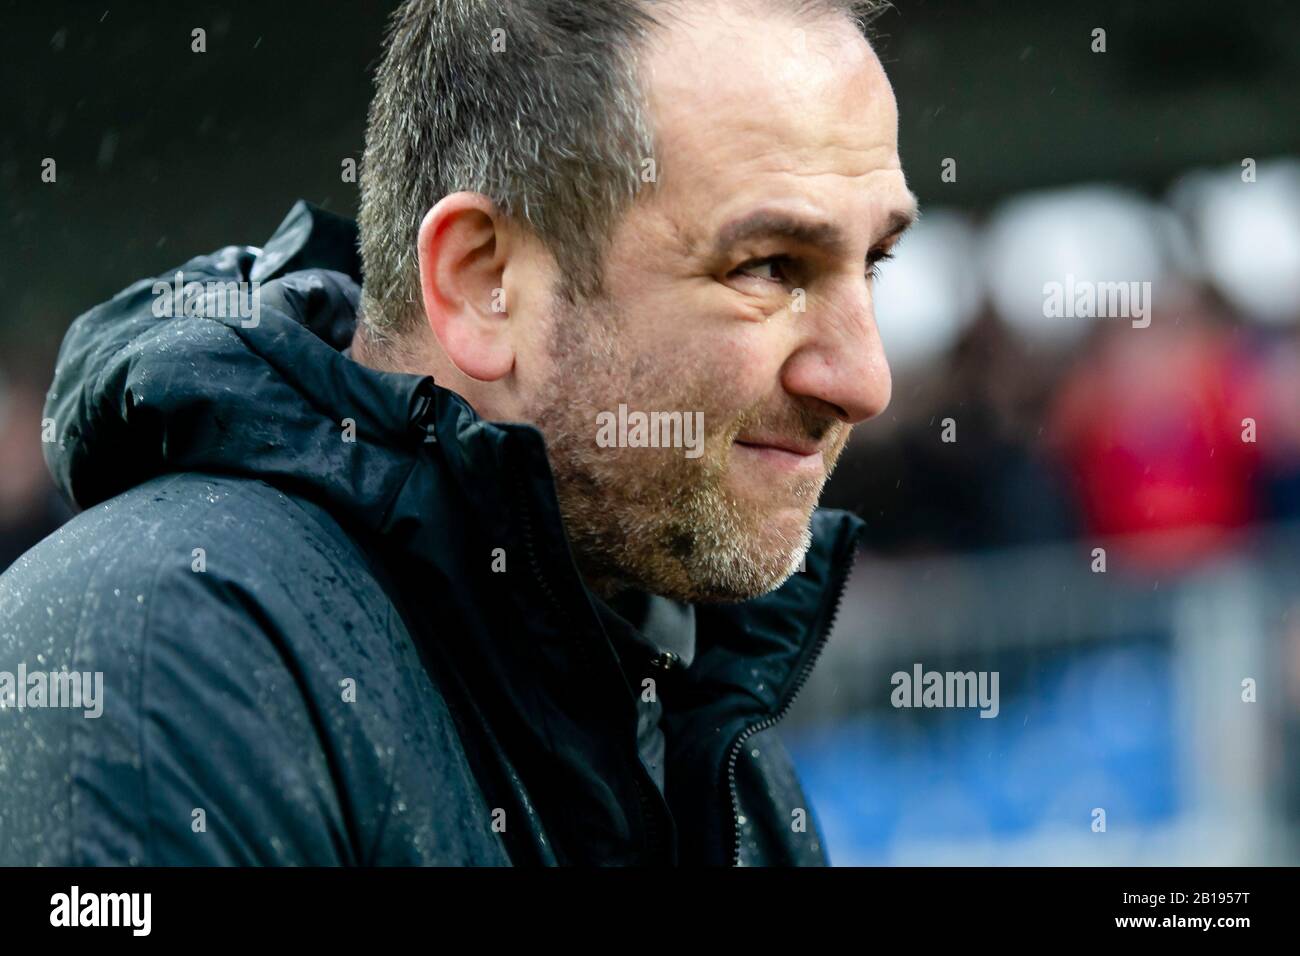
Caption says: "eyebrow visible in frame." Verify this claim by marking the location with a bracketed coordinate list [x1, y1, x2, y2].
[711, 202, 919, 260]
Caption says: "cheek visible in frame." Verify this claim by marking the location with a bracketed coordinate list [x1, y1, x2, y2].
[650, 337, 781, 443]
[704, 321, 788, 402]
[613, 277, 789, 408]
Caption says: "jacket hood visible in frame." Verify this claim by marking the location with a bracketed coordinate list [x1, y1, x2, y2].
[44, 202, 866, 864]
[46, 202, 442, 545]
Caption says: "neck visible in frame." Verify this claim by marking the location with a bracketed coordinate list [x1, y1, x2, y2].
[348, 317, 391, 372]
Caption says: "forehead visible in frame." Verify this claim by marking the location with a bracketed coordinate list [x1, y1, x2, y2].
[624, 2, 909, 265]
[637, 3, 908, 246]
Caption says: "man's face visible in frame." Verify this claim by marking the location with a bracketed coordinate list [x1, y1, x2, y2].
[530, 5, 915, 603]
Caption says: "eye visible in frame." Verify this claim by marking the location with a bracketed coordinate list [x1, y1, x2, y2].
[732, 255, 795, 285]
[867, 249, 895, 281]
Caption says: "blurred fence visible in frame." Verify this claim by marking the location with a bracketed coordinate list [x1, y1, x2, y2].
[785, 523, 1300, 865]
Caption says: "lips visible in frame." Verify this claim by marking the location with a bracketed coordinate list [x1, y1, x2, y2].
[731, 434, 829, 480]
[734, 434, 822, 457]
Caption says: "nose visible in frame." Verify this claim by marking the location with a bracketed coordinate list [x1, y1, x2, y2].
[780, 283, 892, 425]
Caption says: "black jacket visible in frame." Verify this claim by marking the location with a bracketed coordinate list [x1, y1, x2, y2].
[0, 202, 864, 866]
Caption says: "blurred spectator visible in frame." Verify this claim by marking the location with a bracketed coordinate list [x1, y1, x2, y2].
[827, 310, 1077, 554]
[1240, 327, 1300, 522]
[1046, 291, 1261, 569]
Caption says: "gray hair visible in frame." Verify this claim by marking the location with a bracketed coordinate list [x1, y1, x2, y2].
[357, 0, 885, 352]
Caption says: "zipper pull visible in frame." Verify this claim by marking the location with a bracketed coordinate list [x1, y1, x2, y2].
[648, 650, 679, 671]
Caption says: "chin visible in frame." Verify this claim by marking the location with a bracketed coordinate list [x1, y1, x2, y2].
[682, 532, 811, 604]
[751, 500, 816, 551]
[687, 564, 799, 603]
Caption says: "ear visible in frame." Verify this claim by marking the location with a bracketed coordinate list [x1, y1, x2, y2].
[415, 192, 515, 382]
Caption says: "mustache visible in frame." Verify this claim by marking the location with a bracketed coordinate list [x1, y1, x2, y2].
[727, 402, 844, 448]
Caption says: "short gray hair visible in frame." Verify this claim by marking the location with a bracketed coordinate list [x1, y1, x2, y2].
[357, 0, 885, 351]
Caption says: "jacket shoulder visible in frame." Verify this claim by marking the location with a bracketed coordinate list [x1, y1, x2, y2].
[0, 473, 504, 865]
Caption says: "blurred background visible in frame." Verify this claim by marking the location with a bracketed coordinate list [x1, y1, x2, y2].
[2, 0, 1298, 863]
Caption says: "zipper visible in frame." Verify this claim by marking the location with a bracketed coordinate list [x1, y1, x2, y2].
[723, 530, 859, 866]
[409, 383, 434, 434]
[511, 466, 672, 864]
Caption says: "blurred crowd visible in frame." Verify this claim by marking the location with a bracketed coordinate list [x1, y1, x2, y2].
[826, 158, 1300, 573]
[829, 288, 1300, 569]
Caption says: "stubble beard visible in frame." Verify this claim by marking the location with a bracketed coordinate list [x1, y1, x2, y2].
[531, 286, 842, 604]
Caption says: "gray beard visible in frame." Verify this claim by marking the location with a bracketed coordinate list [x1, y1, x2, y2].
[530, 290, 818, 604]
